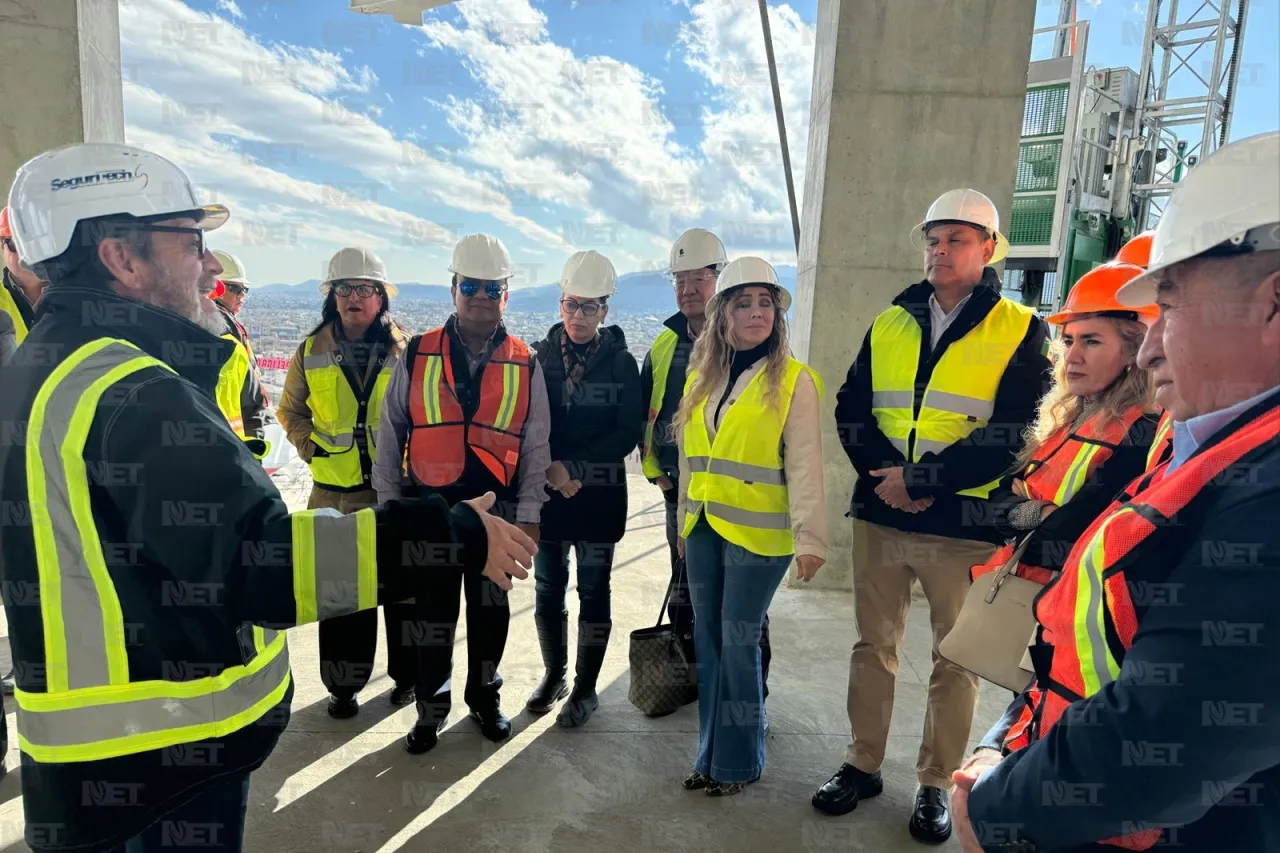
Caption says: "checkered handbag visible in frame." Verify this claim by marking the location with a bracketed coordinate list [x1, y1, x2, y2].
[628, 565, 696, 717]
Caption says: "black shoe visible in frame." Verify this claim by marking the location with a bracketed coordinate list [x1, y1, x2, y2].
[389, 684, 416, 707]
[405, 717, 446, 755]
[908, 785, 952, 844]
[526, 672, 568, 714]
[326, 693, 358, 719]
[556, 688, 598, 728]
[468, 709, 511, 742]
[811, 763, 884, 816]
[556, 619, 609, 727]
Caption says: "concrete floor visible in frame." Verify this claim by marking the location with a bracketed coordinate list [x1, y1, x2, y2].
[0, 468, 1008, 852]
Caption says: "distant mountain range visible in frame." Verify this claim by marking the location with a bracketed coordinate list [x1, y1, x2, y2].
[255, 266, 798, 316]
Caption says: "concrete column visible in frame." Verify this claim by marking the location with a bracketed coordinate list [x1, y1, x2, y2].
[0, 0, 125, 198]
[790, 0, 1036, 590]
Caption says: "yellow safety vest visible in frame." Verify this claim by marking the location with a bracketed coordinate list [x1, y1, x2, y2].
[13, 337, 366, 763]
[1146, 411, 1174, 472]
[681, 357, 822, 556]
[641, 328, 680, 479]
[216, 333, 250, 437]
[302, 334, 394, 490]
[0, 284, 30, 345]
[869, 296, 1036, 499]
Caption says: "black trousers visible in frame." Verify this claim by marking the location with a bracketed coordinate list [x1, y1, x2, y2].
[662, 476, 771, 697]
[411, 568, 510, 722]
[319, 603, 417, 698]
[104, 773, 250, 852]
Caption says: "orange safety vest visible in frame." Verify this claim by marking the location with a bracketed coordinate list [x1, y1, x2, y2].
[1001, 399, 1280, 850]
[972, 405, 1149, 585]
[407, 326, 532, 488]
[1145, 410, 1174, 472]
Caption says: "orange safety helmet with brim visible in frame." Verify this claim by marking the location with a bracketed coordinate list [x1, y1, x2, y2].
[1115, 229, 1156, 268]
[1046, 261, 1159, 327]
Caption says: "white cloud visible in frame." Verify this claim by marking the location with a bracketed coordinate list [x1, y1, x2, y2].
[215, 0, 243, 19]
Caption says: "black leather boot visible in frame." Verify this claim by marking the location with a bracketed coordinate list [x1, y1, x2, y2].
[526, 612, 568, 713]
[557, 620, 610, 728]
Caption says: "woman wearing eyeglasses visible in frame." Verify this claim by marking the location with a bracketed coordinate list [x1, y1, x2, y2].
[525, 251, 643, 727]
[276, 247, 417, 719]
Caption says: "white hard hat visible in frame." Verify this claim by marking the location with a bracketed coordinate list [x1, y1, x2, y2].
[7, 142, 229, 267]
[668, 228, 728, 274]
[320, 247, 398, 297]
[449, 233, 513, 280]
[559, 250, 617, 299]
[1118, 131, 1280, 307]
[211, 250, 249, 285]
[910, 188, 1010, 265]
[711, 256, 791, 313]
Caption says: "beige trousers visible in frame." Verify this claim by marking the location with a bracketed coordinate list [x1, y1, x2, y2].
[845, 519, 997, 790]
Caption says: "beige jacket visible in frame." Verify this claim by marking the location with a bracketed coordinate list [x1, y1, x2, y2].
[677, 358, 828, 560]
[276, 320, 407, 464]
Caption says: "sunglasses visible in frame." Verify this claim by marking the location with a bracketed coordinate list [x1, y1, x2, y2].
[561, 298, 604, 316]
[458, 278, 507, 300]
[223, 283, 249, 297]
[333, 282, 382, 298]
[1, 238, 15, 253]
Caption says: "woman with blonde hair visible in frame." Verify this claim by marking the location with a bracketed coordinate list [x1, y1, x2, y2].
[972, 262, 1161, 587]
[675, 257, 827, 796]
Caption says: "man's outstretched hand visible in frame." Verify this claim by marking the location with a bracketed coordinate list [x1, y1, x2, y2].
[462, 492, 537, 590]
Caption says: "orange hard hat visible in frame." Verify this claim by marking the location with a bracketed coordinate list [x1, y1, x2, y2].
[1047, 262, 1159, 327]
[0, 206, 11, 240]
[1115, 230, 1156, 268]
[210, 278, 226, 300]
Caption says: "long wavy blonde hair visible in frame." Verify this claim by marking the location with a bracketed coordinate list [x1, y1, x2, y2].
[1015, 314, 1156, 469]
[675, 285, 791, 428]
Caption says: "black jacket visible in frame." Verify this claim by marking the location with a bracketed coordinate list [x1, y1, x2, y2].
[638, 312, 696, 480]
[0, 283, 485, 852]
[969, 388, 1280, 853]
[533, 322, 643, 543]
[834, 270, 1052, 543]
[989, 412, 1160, 573]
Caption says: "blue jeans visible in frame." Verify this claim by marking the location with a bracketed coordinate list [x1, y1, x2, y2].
[685, 517, 790, 783]
[534, 541, 613, 626]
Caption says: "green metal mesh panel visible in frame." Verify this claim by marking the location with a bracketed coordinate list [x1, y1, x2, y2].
[1016, 140, 1064, 192]
[1022, 85, 1069, 137]
[1010, 196, 1056, 246]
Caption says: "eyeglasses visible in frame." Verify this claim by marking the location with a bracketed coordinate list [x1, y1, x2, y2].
[135, 224, 206, 256]
[0, 238, 15, 253]
[561, 298, 604, 316]
[333, 282, 381, 298]
[458, 278, 507, 300]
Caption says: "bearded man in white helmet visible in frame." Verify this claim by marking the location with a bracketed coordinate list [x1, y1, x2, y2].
[951, 131, 1280, 853]
[0, 144, 535, 853]
[374, 232, 552, 753]
[817, 188, 1052, 842]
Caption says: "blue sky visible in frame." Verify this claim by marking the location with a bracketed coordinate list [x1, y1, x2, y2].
[118, 0, 1278, 286]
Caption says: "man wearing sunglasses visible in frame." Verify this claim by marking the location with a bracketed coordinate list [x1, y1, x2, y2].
[375, 232, 552, 753]
[210, 250, 269, 443]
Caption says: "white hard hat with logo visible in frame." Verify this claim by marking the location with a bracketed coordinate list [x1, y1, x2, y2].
[711, 256, 791, 312]
[669, 228, 728, 274]
[211, 250, 249, 285]
[7, 142, 229, 267]
[910, 188, 1010, 265]
[559, 250, 617, 299]
[320, 247, 398, 297]
[1118, 130, 1280, 308]
[449, 233, 513, 280]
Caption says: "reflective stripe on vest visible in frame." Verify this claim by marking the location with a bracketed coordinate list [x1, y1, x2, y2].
[681, 357, 822, 556]
[642, 328, 679, 479]
[0, 284, 29, 345]
[970, 406, 1147, 586]
[407, 327, 531, 487]
[1001, 399, 1280, 850]
[301, 334, 394, 490]
[870, 297, 1035, 498]
[1146, 411, 1174, 472]
[18, 337, 378, 763]
[215, 333, 249, 437]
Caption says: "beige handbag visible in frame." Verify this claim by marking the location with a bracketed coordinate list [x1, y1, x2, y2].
[939, 535, 1043, 692]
